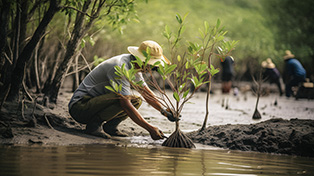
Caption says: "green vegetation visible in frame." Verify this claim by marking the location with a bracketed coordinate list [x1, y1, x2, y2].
[106, 13, 237, 147]
[1, 0, 313, 109]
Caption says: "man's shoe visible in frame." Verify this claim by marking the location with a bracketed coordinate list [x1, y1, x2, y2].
[103, 118, 128, 137]
[103, 125, 128, 137]
[85, 122, 111, 139]
[85, 129, 111, 139]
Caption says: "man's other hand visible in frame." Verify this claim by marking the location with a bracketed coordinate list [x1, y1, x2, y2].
[160, 108, 180, 122]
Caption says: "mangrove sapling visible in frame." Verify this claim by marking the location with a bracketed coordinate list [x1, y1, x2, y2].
[189, 19, 238, 131]
[107, 14, 237, 148]
[251, 70, 266, 120]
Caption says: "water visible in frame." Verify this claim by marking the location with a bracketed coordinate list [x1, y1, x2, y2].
[1, 144, 313, 176]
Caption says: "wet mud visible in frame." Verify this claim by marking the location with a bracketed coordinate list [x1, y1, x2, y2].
[1, 84, 314, 157]
[187, 118, 314, 157]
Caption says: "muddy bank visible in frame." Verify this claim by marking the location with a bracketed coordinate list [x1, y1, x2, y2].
[1, 88, 314, 158]
[0, 99, 146, 146]
[187, 118, 314, 157]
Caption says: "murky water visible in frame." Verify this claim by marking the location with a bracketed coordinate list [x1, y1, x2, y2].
[1, 144, 313, 176]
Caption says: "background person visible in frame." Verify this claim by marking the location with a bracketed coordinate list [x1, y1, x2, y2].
[221, 56, 234, 94]
[261, 58, 283, 96]
[283, 50, 306, 97]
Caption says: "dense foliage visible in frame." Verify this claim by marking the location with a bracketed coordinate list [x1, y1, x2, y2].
[1, 0, 313, 108]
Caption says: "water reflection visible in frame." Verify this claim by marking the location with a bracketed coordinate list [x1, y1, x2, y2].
[0, 144, 313, 176]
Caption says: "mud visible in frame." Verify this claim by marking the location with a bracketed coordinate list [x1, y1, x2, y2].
[187, 118, 314, 157]
[0, 83, 314, 157]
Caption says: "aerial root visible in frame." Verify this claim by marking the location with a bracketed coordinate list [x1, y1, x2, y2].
[162, 129, 195, 148]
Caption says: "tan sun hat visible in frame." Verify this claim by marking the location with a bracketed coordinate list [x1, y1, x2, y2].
[283, 50, 295, 60]
[127, 40, 170, 66]
[266, 58, 275, 68]
[262, 58, 275, 69]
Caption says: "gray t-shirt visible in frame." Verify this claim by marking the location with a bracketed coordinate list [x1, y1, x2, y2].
[68, 54, 147, 109]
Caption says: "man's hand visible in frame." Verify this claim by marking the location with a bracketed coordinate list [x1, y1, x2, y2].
[160, 108, 180, 122]
[149, 127, 166, 140]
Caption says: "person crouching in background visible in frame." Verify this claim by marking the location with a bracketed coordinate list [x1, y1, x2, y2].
[261, 58, 283, 96]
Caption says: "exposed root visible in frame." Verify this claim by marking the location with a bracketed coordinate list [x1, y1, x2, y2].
[252, 109, 261, 120]
[162, 129, 195, 148]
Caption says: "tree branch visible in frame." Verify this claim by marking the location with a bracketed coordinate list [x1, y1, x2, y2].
[61, 6, 94, 18]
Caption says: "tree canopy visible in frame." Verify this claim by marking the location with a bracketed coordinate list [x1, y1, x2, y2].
[1, 0, 313, 109]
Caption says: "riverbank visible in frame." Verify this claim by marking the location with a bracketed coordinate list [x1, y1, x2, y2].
[187, 118, 314, 157]
[0, 86, 314, 157]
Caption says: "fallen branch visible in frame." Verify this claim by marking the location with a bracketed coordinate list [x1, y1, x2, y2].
[44, 113, 54, 129]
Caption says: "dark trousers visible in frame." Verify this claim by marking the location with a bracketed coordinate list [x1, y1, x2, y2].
[69, 93, 142, 125]
[285, 76, 305, 97]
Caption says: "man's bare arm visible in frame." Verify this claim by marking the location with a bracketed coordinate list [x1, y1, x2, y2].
[141, 86, 163, 111]
[119, 96, 163, 140]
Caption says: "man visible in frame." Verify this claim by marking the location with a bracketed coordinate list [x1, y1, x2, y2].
[283, 50, 306, 97]
[68, 40, 175, 140]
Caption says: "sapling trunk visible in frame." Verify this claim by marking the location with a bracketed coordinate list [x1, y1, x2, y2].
[252, 71, 262, 120]
[252, 94, 261, 119]
[162, 114, 195, 148]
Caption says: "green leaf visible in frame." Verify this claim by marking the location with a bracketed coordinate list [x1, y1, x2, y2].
[182, 12, 189, 21]
[178, 83, 186, 92]
[176, 13, 182, 24]
[87, 36, 95, 46]
[216, 19, 221, 29]
[177, 55, 181, 62]
[133, 56, 143, 68]
[204, 21, 209, 34]
[183, 89, 190, 98]
[105, 86, 116, 93]
[209, 64, 220, 76]
[165, 64, 177, 74]
[173, 92, 180, 102]
[80, 39, 86, 48]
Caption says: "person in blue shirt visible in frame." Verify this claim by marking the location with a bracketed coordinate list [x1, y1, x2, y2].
[283, 50, 306, 97]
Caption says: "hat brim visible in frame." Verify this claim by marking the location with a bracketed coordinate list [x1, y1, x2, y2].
[284, 54, 295, 60]
[128, 46, 169, 66]
[267, 63, 275, 69]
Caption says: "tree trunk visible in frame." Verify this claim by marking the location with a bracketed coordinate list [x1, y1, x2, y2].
[200, 55, 212, 131]
[5, 0, 60, 102]
[0, 0, 10, 59]
[44, 0, 94, 103]
[0, 1, 13, 109]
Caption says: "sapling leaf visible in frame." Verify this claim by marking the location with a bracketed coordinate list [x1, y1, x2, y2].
[136, 80, 144, 86]
[173, 92, 180, 102]
[176, 13, 182, 24]
[133, 56, 143, 68]
[114, 66, 123, 77]
[182, 12, 189, 21]
[178, 83, 186, 93]
[105, 86, 116, 93]
[209, 64, 220, 76]
[163, 25, 172, 39]
[198, 28, 204, 39]
[153, 61, 161, 67]
[177, 55, 181, 62]
[216, 19, 221, 30]
[204, 21, 209, 34]
[165, 64, 177, 75]
[185, 62, 190, 69]
[183, 89, 190, 98]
